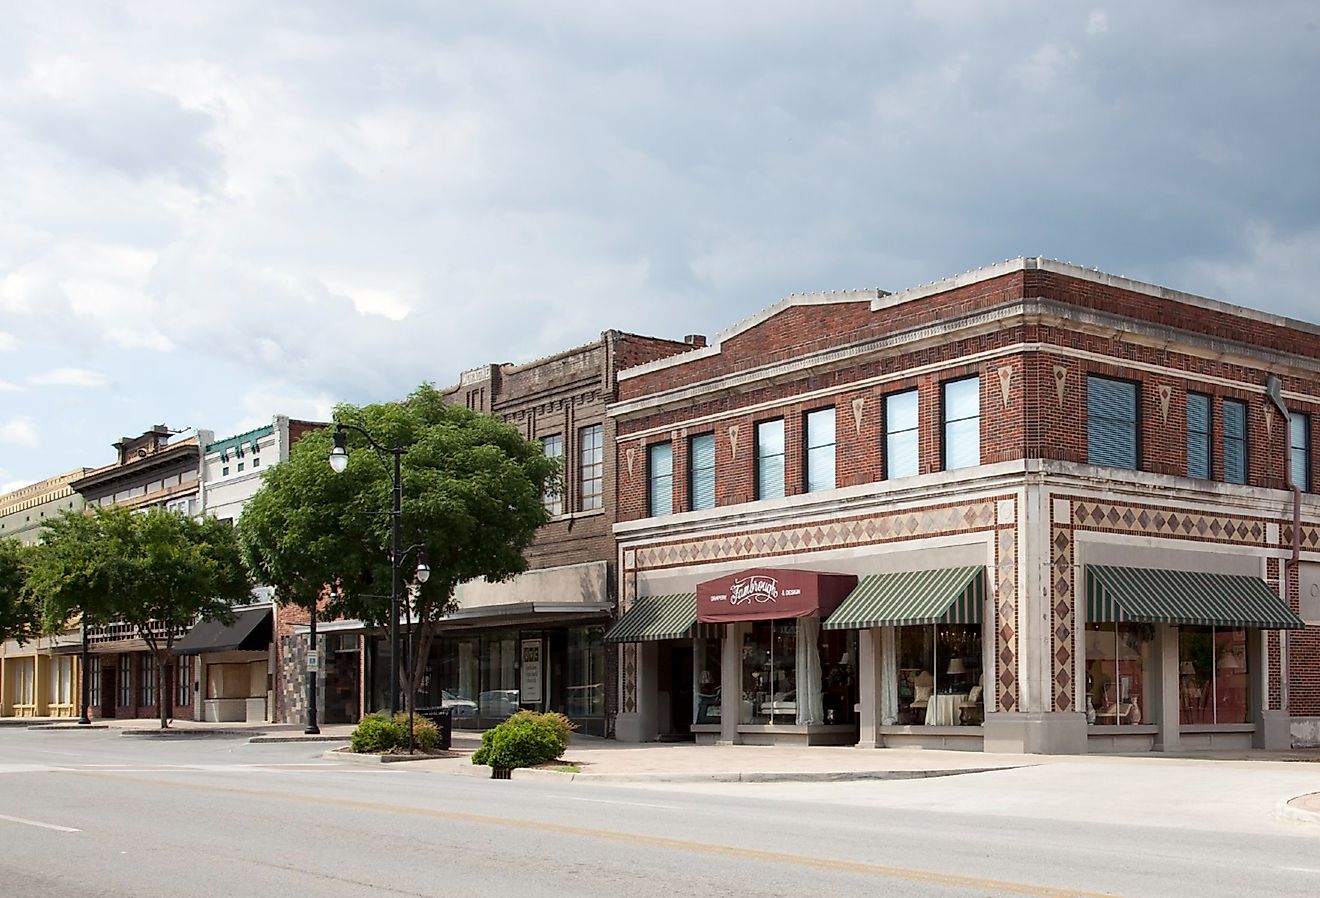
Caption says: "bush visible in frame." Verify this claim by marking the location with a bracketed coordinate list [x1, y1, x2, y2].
[393, 711, 440, 751]
[471, 710, 576, 769]
[350, 713, 404, 754]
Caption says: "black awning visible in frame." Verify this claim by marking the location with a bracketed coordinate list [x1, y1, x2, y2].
[174, 607, 273, 656]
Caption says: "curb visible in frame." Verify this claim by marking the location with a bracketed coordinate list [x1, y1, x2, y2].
[250, 735, 351, 744]
[28, 723, 111, 730]
[472, 765, 1023, 784]
[322, 749, 462, 765]
[1276, 793, 1320, 826]
[120, 729, 263, 739]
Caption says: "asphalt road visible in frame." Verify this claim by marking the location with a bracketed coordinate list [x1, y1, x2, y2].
[1, 729, 1318, 897]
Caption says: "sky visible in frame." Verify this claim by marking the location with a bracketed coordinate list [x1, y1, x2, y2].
[2, 1, 1319, 491]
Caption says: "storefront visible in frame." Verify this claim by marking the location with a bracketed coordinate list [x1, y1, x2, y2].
[174, 606, 273, 723]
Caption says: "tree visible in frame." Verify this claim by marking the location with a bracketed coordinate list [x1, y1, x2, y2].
[0, 539, 39, 645]
[240, 384, 558, 736]
[28, 506, 254, 728]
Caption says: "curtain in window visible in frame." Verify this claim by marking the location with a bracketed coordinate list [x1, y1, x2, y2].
[795, 616, 824, 726]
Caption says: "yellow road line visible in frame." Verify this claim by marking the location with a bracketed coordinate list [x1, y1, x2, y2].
[62, 770, 1119, 897]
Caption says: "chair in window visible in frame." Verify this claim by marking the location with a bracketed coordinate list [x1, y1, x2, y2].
[909, 670, 934, 721]
[958, 676, 984, 725]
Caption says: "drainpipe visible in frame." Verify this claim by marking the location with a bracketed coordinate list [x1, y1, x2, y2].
[1266, 376, 1300, 718]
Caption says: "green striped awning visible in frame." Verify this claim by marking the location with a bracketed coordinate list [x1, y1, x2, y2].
[823, 567, 985, 630]
[1086, 565, 1304, 630]
[604, 594, 703, 643]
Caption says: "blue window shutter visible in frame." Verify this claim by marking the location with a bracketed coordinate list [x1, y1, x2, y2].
[689, 434, 716, 510]
[1186, 393, 1211, 479]
[1087, 376, 1138, 469]
[1222, 400, 1247, 484]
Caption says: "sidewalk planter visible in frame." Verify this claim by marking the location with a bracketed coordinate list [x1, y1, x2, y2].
[491, 767, 512, 780]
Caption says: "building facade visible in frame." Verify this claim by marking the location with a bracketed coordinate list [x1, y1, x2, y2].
[287, 331, 698, 732]
[0, 470, 89, 718]
[607, 258, 1318, 753]
[70, 425, 212, 720]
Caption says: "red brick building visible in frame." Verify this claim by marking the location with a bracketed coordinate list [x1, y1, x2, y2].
[607, 257, 1318, 752]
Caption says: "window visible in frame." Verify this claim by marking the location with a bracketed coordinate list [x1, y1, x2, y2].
[237, 462, 245, 472]
[49, 656, 74, 706]
[694, 637, 722, 725]
[1179, 627, 1249, 724]
[1222, 399, 1247, 485]
[689, 433, 716, 511]
[252, 457, 260, 468]
[578, 424, 603, 511]
[221, 466, 229, 477]
[1291, 412, 1312, 491]
[647, 442, 673, 516]
[541, 434, 563, 516]
[885, 389, 919, 479]
[118, 655, 132, 707]
[177, 655, 193, 707]
[141, 654, 158, 707]
[942, 376, 980, 470]
[88, 656, 101, 709]
[804, 408, 836, 492]
[895, 625, 983, 727]
[1087, 376, 1139, 469]
[1186, 392, 1211, 480]
[1085, 623, 1153, 726]
[755, 419, 785, 499]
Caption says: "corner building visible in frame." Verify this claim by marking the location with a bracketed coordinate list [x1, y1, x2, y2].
[608, 257, 1319, 753]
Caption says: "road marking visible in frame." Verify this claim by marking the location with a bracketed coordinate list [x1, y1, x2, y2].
[1285, 867, 1320, 875]
[0, 813, 80, 833]
[563, 796, 677, 810]
[62, 770, 1119, 897]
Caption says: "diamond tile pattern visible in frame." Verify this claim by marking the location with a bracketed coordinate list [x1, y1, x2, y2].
[1050, 525, 1073, 712]
[996, 525, 1018, 712]
[622, 644, 637, 714]
[1282, 524, 1320, 550]
[634, 502, 998, 569]
[1072, 501, 1265, 544]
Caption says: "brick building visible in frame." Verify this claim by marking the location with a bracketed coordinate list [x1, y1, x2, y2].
[607, 257, 1318, 752]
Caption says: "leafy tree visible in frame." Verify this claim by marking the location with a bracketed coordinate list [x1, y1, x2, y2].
[28, 506, 254, 728]
[0, 538, 39, 645]
[240, 384, 558, 736]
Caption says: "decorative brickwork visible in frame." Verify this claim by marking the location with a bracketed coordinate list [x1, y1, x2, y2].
[995, 523, 1019, 712]
[1050, 522, 1075, 712]
[1072, 500, 1267, 545]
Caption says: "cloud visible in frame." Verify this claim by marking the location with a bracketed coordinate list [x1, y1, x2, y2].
[0, 380, 23, 392]
[1086, 10, 1109, 35]
[1, 479, 36, 494]
[28, 367, 109, 387]
[0, 331, 14, 351]
[0, 417, 38, 447]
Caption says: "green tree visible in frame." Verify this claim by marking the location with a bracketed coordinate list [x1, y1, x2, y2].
[28, 506, 254, 728]
[240, 384, 558, 736]
[0, 538, 39, 644]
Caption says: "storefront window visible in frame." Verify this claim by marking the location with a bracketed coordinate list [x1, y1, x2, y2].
[479, 634, 519, 719]
[741, 620, 797, 724]
[565, 626, 605, 719]
[896, 625, 983, 726]
[819, 628, 857, 725]
[1084, 623, 1153, 726]
[1179, 627, 1249, 724]
[694, 637, 722, 725]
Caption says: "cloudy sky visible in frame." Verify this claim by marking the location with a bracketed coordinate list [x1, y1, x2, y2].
[2, 2, 1318, 491]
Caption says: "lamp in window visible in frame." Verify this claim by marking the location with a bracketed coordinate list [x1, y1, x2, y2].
[1216, 651, 1242, 672]
[946, 658, 966, 676]
[1179, 661, 1196, 677]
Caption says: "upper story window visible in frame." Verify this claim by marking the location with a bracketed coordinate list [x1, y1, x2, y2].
[804, 408, 836, 493]
[1186, 392, 1211, 480]
[942, 376, 980, 470]
[1222, 399, 1247, 485]
[541, 434, 563, 516]
[885, 389, 919, 479]
[648, 442, 673, 516]
[1087, 376, 1139, 470]
[755, 419, 785, 500]
[689, 433, 716, 511]
[579, 424, 603, 511]
[1291, 412, 1312, 492]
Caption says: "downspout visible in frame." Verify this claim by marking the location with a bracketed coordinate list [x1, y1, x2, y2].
[1266, 375, 1299, 719]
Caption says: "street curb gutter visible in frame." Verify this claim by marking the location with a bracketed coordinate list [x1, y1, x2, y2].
[120, 729, 261, 738]
[28, 723, 111, 730]
[322, 749, 462, 765]
[1275, 793, 1320, 826]
[250, 735, 351, 744]
[490, 765, 1028, 784]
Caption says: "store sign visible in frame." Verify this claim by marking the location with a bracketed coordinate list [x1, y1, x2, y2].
[696, 568, 857, 623]
[521, 638, 543, 705]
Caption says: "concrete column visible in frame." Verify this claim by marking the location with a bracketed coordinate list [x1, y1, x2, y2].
[1154, 624, 1181, 752]
[1253, 628, 1289, 748]
[615, 641, 660, 742]
[719, 623, 743, 744]
[856, 628, 878, 748]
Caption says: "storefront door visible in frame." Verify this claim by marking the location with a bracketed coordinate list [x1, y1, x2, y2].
[666, 643, 693, 738]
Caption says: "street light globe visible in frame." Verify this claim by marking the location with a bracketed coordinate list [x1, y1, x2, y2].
[416, 563, 431, 584]
[328, 448, 348, 473]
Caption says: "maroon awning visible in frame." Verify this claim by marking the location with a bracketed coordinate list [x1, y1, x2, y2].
[695, 568, 859, 623]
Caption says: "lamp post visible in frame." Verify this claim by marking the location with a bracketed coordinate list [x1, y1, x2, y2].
[78, 616, 91, 726]
[328, 424, 429, 724]
[305, 601, 320, 735]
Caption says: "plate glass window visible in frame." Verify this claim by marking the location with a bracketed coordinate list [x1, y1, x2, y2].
[689, 433, 716, 511]
[541, 434, 563, 516]
[1087, 376, 1139, 469]
[1084, 623, 1153, 726]
[1291, 412, 1312, 491]
[942, 377, 980, 470]
[141, 653, 158, 707]
[578, 424, 603, 511]
[1222, 400, 1247, 485]
[885, 390, 919, 479]
[804, 408, 836, 492]
[648, 442, 673, 516]
[756, 419, 785, 499]
[118, 655, 132, 707]
[1186, 392, 1211, 479]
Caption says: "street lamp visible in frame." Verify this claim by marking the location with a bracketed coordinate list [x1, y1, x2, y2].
[328, 423, 425, 720]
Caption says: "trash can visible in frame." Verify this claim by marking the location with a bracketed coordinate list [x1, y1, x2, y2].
[413, 706, 453, 750]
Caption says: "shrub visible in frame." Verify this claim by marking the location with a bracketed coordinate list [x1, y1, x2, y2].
[393, 711, 440, 751]
[350, 713, 404, 754]
[471, 710, 576, 769]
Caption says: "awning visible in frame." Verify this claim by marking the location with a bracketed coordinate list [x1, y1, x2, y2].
[696, 569, 858, 623]
[1086, 565, 1304, 630]
[823, 566, 985, 630]
[173, 607, 273, 655]
[604, 594, 708, 643]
